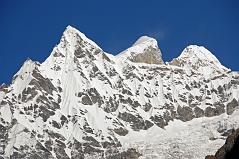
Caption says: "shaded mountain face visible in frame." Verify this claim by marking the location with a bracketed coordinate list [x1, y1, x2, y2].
[117, 36, 164, 65]
[205, 128, 239, 159]
[0, 26, 239, 159]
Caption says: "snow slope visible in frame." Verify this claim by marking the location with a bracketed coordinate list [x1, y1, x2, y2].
[0, 26, 239, 159]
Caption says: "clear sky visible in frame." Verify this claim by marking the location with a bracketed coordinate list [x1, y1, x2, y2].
[0, 0, 238, 84]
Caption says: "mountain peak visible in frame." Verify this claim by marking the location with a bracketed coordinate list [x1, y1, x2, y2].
[61, 25, 101, 50]
[14, 58, 36, 77]
[132, 35, 157, 47]
[1, 26, 239, 159]
[170, 45, 230, 76]
[65, 25, 77, 32]
[178, 45, 221, 63]
[117, 35, 164, 64]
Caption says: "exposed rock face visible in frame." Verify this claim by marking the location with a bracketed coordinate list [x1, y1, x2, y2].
[205, 106, 225, 117]
[0, 26, 239, 158]
[205, 156, 217, 159]
[177, 106, 194, 121]
[117, 36, 164, 65]
[226, 99, 239, 115]
[129, 46, 163, 64]
[205, 128, 239, 159]
[106, 148, 141, 159]
[194, 106, 205, 118]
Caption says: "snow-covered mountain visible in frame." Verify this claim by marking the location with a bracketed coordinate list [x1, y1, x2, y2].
[0, 26, 239, 159]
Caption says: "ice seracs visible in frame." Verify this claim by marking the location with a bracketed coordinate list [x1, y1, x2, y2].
[117, 35, 164, 65]
[1, 26, 239, 159]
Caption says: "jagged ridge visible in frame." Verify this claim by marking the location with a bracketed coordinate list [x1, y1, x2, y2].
[0, 25, 239, 159]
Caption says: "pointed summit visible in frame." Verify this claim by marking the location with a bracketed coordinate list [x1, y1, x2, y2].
[61, 25, 102, 50]
[178, 45, 223, 65]
[13, 58, 37, 79]
[11, 58, 37, 94]
[170, 45, 230, 76]
[42, 25, 104, 71]
[132, 36, 157, 46]
[117, 35, 164, 65]
[1, 25, 239, 159]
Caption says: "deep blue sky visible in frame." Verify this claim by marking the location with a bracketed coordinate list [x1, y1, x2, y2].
[0, 0, 238, 84]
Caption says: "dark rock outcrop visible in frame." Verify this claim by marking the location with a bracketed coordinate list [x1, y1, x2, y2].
[226, 99, 239, 115]
[106, 148, 141, 159]
[205, 128, 239, 159]
[1, 26, 239, 159]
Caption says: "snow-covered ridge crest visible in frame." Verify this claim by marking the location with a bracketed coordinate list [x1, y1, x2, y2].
[178, 45, 229, 70]
[40, 25, 107, 77]
[117, 35, 164, 64]
[62, 25, 102, 50]
[132, 35, 157, 46]
[1, 25, 238, 159]
[45, 26, 228, 70]
[170, 45, 230, 77]
[11, 58, 38, 94]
